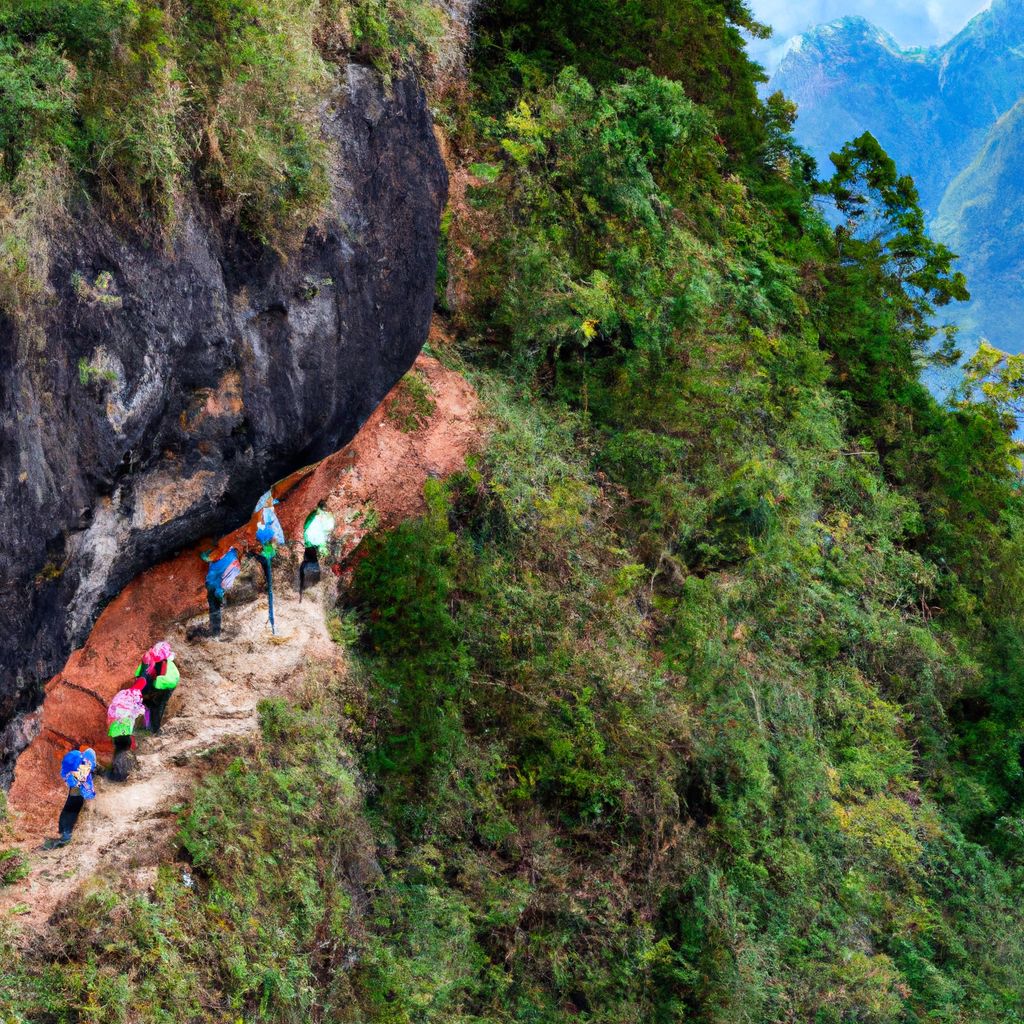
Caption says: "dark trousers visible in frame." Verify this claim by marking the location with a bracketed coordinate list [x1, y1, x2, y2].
[299, 547, 321, 600]
[207, 586, 224, 637]
[111, 734, 134, 782]
[58, 791, 85, 839]
[144, 687, 172, 734]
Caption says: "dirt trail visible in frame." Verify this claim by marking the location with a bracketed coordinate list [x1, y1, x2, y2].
[2, 585, 339, 931]
[0, 353, 482, 932]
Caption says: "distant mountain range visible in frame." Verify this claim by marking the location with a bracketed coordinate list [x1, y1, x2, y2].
[769, 0, 1024, 351]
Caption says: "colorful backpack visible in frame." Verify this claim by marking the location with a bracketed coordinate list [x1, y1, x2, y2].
[153, 658, 180, 691]
[107, 688, 147, 737]
[303, 507, 335, 552]
[134, 642, 178, 689]
[254, 491, 286, 553]
[61, 748, 97, 799]
[206, 547, 241, 598]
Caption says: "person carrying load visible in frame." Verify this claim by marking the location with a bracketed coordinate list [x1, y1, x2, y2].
[204, 546, 241, 639]
[44, 747, 97, 848]
[107, 687, 148, 781]
[253, 490, 286, 634]
[300, 506, 335, 600]
[135, 641, 179, 735]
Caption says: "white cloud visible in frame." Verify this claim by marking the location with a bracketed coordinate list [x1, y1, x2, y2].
[746, 0, 993, 71]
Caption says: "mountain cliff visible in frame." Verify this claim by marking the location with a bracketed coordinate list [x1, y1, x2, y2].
[771, 17, 957, 209]
[0, 12, 447, 769]
[770, 0, 1024, 214]
[934, 97, 1024, 345]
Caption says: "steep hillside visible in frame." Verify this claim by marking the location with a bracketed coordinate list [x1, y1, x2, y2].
[4, 2, 1024, 1023]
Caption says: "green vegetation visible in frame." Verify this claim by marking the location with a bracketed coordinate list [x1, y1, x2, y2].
[386, 368, 437, 431]
[0, 0, 457, 320]
[5, 1, 1024, 1022]
[77, 355, 118, 388]
[72, 271, 122, 308]
[0, 796, 28, 887]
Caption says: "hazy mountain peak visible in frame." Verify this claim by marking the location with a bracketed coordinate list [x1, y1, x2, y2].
[805, 15, 902, 51]
[781, 15, 905, 65]
[770, 0, 1024, 354]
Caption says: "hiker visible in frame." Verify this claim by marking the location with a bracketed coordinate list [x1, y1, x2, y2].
[205, 546, 241, 639]
[200, 488, 282, 639]
[135, 641, 180, 735]
[107, 687, 147, 781]
[300, 506, 335, 600]
[254, 491, 286, 634]
[46, 747, 97, 848]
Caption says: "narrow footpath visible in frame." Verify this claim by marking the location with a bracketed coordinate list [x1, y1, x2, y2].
[0, 353, 481, 933]
[2, 585, 339, 931]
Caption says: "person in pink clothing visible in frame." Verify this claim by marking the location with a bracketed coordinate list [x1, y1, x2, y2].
[107, 688, 147, 781]
[134, 641, 180, 735]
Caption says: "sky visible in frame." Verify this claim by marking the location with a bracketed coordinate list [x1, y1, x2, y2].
[746, 0, 993, 72]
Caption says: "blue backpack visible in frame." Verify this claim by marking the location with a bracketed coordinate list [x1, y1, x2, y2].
[206, 548, 241, 599]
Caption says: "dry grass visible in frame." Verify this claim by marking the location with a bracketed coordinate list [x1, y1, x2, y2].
[0, 155, 69, 342]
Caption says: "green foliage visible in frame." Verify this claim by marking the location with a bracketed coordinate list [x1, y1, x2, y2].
[6, 2, 1024, 1022]
[326, 606, 362, 647]
[472, 0, 775, 175]
[0, 34, 75, 183]
[386, 369, 437, 432]
[955, 339, 1024, 437]
[467, 65, 727, 365]
[0, 795, 28, 888]
[822, 131, 969, 367]
[0, 153, 66, 328]
[181, 0, 331, 244]
[334, 2, 1024, 1017]
[77, 355, 119, 388]
[0, 0, 458, 305]
[351, 479, 471, 796]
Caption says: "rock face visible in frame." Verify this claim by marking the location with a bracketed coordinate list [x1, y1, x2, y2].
[0, 63, 447, 757]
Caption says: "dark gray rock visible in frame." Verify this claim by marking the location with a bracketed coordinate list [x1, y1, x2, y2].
[0, 64, 447, 757]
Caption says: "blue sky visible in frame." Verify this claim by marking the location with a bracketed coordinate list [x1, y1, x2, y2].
[746, 0, 993, 71]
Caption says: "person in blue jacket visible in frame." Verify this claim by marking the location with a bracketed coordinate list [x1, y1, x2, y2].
[44, 747, 97, 848]
[204, 547, 241, 638]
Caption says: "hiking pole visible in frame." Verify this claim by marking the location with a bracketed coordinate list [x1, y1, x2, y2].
[258, 552, 276, 635]
[266, 559, 276, 635]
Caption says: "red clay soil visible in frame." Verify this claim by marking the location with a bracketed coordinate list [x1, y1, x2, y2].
[7, 354, 481, 840]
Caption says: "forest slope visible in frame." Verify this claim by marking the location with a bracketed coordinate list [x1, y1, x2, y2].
[3, 2, 1024, 1023]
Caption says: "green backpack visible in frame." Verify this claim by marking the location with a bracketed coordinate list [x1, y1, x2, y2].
[135, 658, 180, 690]
[154, 659, 180, 691]
[108, 717, 135, 739]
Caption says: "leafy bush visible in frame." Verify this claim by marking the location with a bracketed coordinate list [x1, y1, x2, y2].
[350, 479, 471, 795]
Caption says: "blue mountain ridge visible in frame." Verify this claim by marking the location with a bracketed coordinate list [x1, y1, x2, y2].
[769, 0, 1024, 354]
